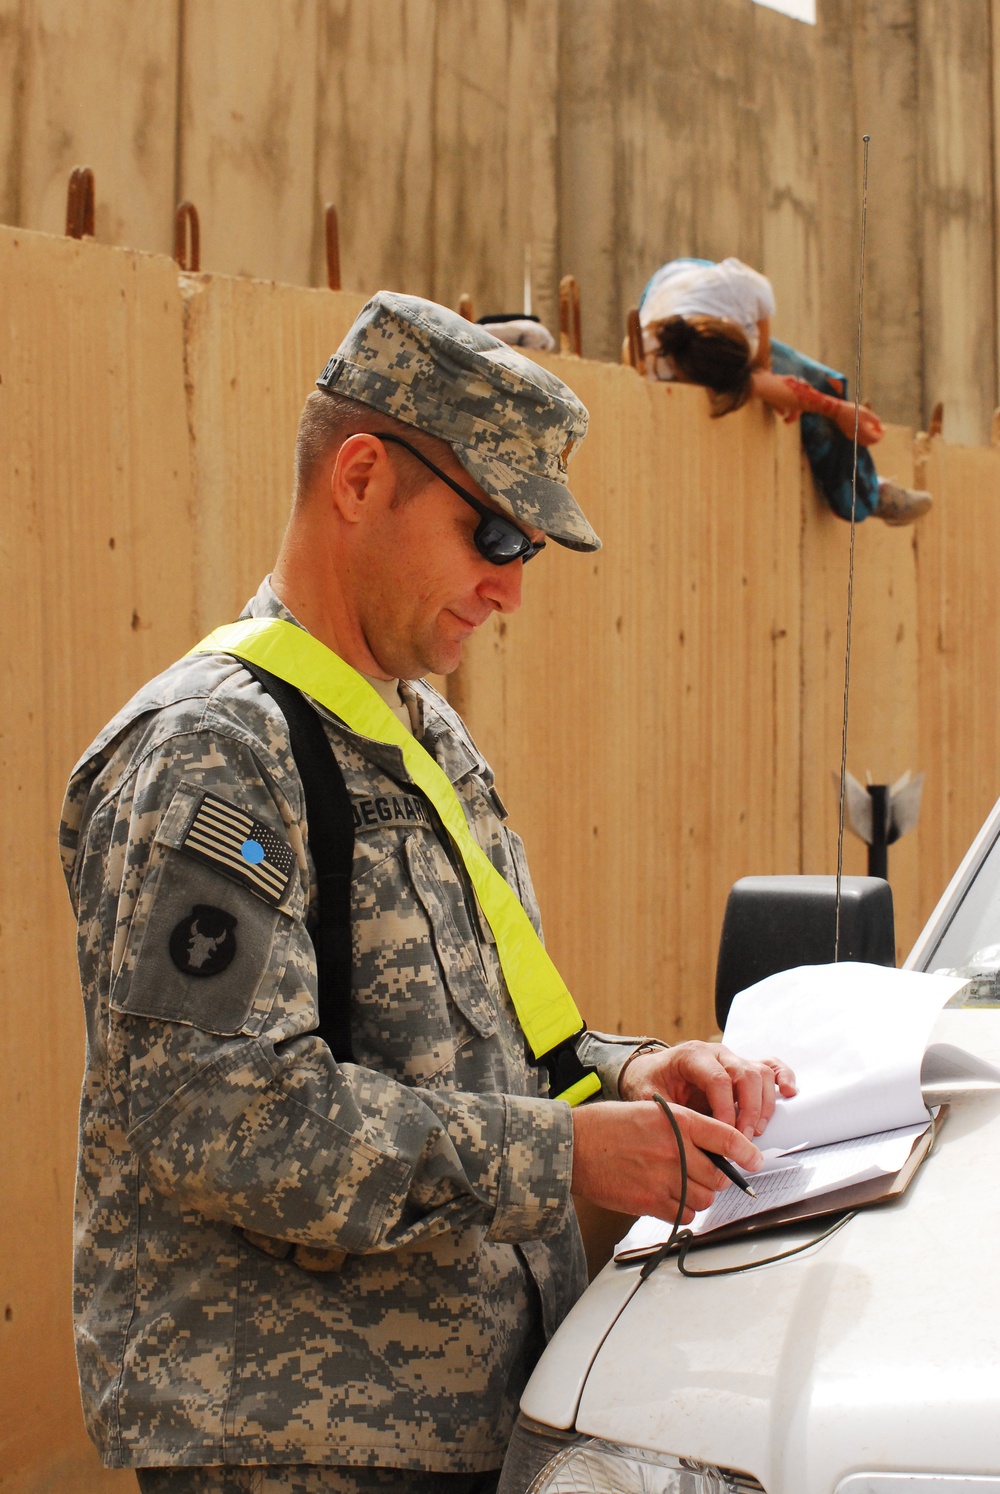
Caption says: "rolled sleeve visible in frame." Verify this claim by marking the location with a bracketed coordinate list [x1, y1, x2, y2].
[576, 1029, 667, 1101]
[487, 1094, 575, 1242]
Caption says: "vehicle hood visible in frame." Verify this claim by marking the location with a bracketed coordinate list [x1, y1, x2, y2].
[522, 1011, 1000, 1492]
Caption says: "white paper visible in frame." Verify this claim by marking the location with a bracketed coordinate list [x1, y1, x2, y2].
[615, 962, 972, 1264]
[687, 1122, 926, 1234]
[615, 1122, 928, 1260]
[722, 963, 966, 1151]
[920, 1042, 1000, 1098]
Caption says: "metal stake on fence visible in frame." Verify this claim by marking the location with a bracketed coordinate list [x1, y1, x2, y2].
[65, 166, 95, 239]
[174, 201, 201, 271]
[325, 204, 341, 291]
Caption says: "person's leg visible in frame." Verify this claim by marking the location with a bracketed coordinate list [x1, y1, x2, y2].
[768, 341, 880, 520]
[136, 1465, 500, 1494]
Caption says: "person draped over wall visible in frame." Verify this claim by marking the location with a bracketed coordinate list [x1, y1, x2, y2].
[635, 257, 932, 528]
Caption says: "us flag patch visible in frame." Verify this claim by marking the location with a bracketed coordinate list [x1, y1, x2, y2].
[181, 792, 295, 905]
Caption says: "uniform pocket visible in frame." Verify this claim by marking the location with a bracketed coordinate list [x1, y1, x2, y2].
[404, 835, 499, 1039]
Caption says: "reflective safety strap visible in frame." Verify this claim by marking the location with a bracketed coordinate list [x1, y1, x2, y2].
[190, 618, 600, 1104]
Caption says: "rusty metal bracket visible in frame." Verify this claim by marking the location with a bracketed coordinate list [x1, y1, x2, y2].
[65, 166, 95, 239]
[325, 204, 341, 290]
[559, 275, 582, 356]
[625, 306, 646, 376]
[174, 201, 201, 271]
[458, 292, 475, 321]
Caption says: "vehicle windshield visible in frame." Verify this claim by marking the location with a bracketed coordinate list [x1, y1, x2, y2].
[919, 820, 1000, 1004]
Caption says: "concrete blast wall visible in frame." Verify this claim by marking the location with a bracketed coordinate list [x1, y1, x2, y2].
[2, 224, 999, 1489]
[4, 0, 1000, 441]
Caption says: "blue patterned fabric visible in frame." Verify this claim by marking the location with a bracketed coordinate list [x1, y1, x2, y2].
[769, 340, 879, 521]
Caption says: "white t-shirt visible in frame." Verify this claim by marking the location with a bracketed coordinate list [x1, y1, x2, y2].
[639, 258, 776, 372]
[363, 672, 415, 734]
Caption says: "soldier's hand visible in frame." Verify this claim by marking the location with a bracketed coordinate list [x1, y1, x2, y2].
[571, 1099, 762, 1224]
[618, 1041, 797, 1139]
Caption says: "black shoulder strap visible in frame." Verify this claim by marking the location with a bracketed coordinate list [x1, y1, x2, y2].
[238, 658, 355, 1062]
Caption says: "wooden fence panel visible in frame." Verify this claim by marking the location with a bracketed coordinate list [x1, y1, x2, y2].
[179, 0, 320, 285]
[12, 0, 180, 254]
[915, 436, 1000, 922]
[0, 225, 193, 1491]
[181, 274, 369, 632]
[454, 369, 802, 1042]
[798, 425, 923, 960]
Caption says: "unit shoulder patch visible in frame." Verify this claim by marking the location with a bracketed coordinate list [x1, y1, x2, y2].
[169, 904, 238, 976]
[180, 791, 295, 905]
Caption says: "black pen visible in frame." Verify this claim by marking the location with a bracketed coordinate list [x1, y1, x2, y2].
[704, 1149, 757, 1198]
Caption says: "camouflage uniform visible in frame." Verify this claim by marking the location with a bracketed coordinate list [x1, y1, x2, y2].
[60, 294, 640, 1481]
[61, 581, 647, 1476]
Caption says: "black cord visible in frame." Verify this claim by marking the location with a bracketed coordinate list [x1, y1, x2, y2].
[638, 1093, 692, 1280]
[638, 1093, 858, 1281]
[675, 1208, 857, 1277]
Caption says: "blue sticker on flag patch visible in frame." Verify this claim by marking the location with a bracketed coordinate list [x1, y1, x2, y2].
[180, 792, 295, 905]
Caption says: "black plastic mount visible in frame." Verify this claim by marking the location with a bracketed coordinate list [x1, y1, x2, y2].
[714, 874, 896, 1030]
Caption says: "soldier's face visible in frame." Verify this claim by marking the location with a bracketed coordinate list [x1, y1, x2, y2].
[354, 455, 542, 679]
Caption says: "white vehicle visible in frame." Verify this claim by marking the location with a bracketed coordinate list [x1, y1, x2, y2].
[499, 804, 1000, 1494]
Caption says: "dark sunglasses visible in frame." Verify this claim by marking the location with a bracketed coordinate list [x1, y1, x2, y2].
[376, 433, 545, 566]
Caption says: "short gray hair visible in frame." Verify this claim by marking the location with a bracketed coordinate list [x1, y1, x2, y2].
[293, 390, 450, 504]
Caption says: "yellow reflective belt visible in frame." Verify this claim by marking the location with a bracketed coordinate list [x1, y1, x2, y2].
[190, 618, 600, 1105]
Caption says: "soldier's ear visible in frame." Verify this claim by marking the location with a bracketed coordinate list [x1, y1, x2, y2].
[331, 433, 396, 525]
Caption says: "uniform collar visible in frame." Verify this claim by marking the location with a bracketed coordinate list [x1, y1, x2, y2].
[243, 579, 480, 788]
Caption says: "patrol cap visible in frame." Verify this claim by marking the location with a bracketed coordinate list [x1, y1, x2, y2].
[315, 291, 600, 552]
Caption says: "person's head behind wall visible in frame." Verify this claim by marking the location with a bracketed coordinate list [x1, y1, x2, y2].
[653, 313, 753, 416]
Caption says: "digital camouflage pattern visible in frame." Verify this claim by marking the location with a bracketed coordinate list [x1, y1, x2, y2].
[315, 292, 601, 554]
[137, 1463, 504, 1492]
[60, 581, 641, 1474]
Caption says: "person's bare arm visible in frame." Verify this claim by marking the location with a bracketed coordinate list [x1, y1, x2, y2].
[751, 367, 801, 419]
[752, 368, 885, 445]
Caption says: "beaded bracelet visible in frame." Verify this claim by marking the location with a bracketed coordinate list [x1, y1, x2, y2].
[617, 1039, 669, 1099]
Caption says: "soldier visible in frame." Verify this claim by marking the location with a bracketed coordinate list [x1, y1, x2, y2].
[60, 293, 794, 1494]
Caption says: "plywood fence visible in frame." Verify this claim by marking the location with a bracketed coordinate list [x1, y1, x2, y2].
[2, 223, 999, 1490]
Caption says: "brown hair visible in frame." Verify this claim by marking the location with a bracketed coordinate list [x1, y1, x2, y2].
[294, 390, 449, 504]
[655, 315, 753, 417]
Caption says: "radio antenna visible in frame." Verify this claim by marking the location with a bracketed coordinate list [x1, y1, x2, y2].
[834, 134, 871, 960]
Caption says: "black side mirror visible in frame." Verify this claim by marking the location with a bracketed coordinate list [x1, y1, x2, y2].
[714, 875, 896, 1030]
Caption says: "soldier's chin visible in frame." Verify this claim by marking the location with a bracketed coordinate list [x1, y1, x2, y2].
[421, 632, 466, 679]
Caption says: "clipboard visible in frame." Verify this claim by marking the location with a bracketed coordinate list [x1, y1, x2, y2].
[615, 1108, 946, 1264]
